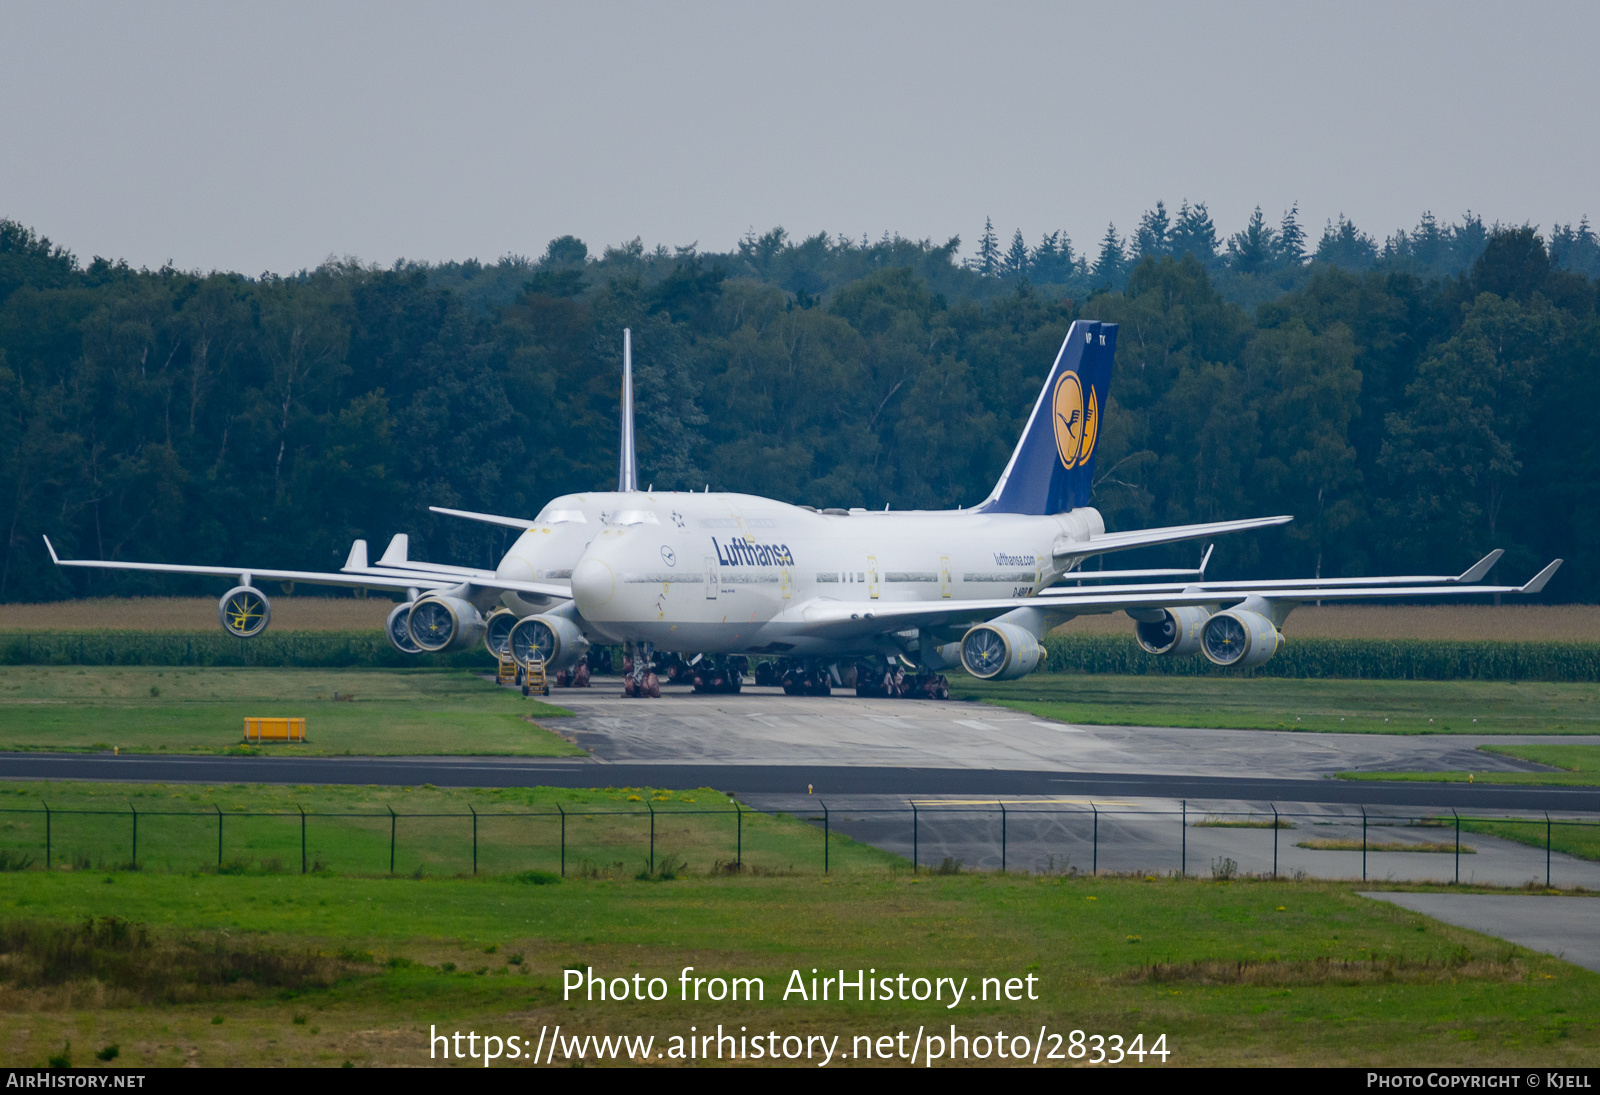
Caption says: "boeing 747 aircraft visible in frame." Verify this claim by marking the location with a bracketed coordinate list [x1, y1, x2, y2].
[46, 322, 1560, 699]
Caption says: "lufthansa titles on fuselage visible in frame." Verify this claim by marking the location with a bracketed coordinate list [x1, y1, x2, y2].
[712, 536, 795, 568]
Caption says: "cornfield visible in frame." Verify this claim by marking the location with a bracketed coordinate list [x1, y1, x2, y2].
[1042, 634, 1600, 682]
[1, 629, 1596, 681]
[0, 631, 492, 669]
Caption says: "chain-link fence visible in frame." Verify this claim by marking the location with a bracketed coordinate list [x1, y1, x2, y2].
[0, 801, 1595, 885]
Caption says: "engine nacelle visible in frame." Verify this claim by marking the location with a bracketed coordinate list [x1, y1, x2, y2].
[508, 613, 590, 672]
[483, 608, 519, 658]
[1200, 609, 1283, 668]
[218, 586, 271, 638]
[1132, 606, 1210, 656]
[959, 622, 1042, 681]
[406, 595, 486, 653]
[386, 602, 421, 654]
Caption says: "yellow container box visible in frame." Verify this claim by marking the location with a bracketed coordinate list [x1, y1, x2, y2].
[243, 717, 306, 743]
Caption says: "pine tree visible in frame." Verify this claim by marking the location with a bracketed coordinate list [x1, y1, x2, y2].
[1135, 201, 1171, 259]
[1169, 200, 1219, 264]
[1314, 215, 1377, 269]
[973, 217, 1001, 276]
[1227, 206, 1277, 274]
[1277, 203, 1306, 266]
[1093, 223, 1126, 284]
[1004, 229, 1030, 279]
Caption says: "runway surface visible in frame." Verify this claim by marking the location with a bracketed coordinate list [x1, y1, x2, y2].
[1, 753, 1596, 810]
[1363, 893, 1600, 972]
[2, 685, 1596, 813]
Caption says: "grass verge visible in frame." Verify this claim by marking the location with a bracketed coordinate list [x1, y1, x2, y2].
[1296, 839, 1471, 854]
[966, 674, 1600, 734]
[0, 871, 1595, 1067]
[1459, 819, 1600, 864]
[1335, 744, 1600, 788]
[0, 781, 886, 879]
[0, 666, 582, 756]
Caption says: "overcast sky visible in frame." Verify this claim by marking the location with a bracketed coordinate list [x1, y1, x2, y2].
[2, 0, 1595, 274]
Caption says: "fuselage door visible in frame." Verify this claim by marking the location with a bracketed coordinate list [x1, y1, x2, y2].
[705, 555, 717, 600]
[940, 554, 952, 599]
[867, 555, 880, 600]
[779, 566, 792, 600]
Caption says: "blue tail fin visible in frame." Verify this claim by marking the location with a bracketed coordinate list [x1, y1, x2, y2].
[973, 319, 1117, 515]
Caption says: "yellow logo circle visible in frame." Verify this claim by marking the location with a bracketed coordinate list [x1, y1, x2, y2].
[1052, 372, 1085, 469]
[1079, 386, 1099, 466]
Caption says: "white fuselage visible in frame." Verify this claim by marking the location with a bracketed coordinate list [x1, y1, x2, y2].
[564, 491, 1104, 656]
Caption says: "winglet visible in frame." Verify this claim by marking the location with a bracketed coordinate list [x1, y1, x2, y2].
[42, 535, 60, 565]
[1197, 544, 1214, 577]
[1519, 559, 1563, 594]
[343, 539, 369, 572]
[1457, 549, 1503, 583]
[379, 534, 409, 566]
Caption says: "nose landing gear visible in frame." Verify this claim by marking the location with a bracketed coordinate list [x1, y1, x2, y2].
[621, 643, 661, 698]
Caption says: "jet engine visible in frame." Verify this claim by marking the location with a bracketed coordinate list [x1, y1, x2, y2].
[1131, 606, 1210, 656]
[959, 622, 1042, 680]
[483, 608, 519, 658]
[406, 595, 486, 653]
[386, 602, 421, 654]
[507, 614, 590, 672]
[1200, 609, 1283, 668]
[218, 586, 271, 638]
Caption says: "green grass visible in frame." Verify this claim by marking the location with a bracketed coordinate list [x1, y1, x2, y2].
[0, 666, 583, 756]
[0, 870, 1594, 1067]
[1457, 819, 1600, 864]
[1335, 744, 1600, 788]
[0, 781, 887, 879]
[966, 674, 1600, 735]
[1479, 744, 1600, 774]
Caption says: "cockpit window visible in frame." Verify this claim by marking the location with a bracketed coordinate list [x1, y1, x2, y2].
[611, 510, 660, 526]
[542, 510, 586, 524]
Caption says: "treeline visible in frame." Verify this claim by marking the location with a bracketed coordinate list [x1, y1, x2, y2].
[1, 213, 1596, 606]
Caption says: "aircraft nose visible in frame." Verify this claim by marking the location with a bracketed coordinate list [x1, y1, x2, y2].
[571, 557, 615, 612]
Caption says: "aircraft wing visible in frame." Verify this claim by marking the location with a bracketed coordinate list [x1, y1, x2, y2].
[1057, 514, 1294, 560]
[43, 536, 571, 600]
[786, 560, 1561, 641]
[428, 506, 541, 530]
[1038, 549, 1507, 600]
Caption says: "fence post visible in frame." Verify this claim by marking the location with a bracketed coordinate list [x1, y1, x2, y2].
[821, 800, 829, 874]
[1091, 802, 1098, 876]
[299, 806, 306, 875]
[43, 803, 50, 869]
[1453, 809, 1460, 885]
[216, 804, 223, 868]
[1180, 799, 1186, 878]
[1361, 807, 1367, 882]
[388, 805, 396, 875]
[1271, 804, 1279, 880]
[470, 806, 478, 876]
[1546, 812, 1552, 889]
[912, 803, 919, 875]
[648, 803, 655, 875]
[734, 801, 742, 868]
[999, 802, 1007, 873]
[558, 804, 566, 878]
[130, 803, 138, 869]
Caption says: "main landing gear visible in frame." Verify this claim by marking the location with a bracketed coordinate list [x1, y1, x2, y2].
[852, 658, 950, 701]
[691, 655, 746, 694]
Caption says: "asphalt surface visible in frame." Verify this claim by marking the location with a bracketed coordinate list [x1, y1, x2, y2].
[1362, 893, 1600, 972]
[2, 750, 1597, 811]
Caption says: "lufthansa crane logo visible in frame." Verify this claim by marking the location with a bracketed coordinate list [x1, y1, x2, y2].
[1052, 372, 1099, 469]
